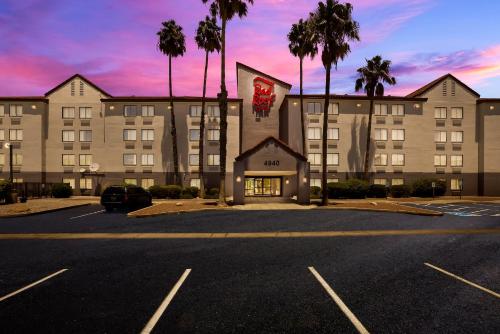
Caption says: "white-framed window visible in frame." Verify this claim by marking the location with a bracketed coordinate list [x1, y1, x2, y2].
[13, 178, 23, 184]
[189, 154, 199, 166]
[124, 178, 137, 186]
[327, 128, 339, 140]
[374, 153, 388, 166]
[327, 178, 339, 184]
[189, 129, 200, 141]
[451, 178, 463, 191]
[451, 131, 463, 143]
[9, 129, 23, 141]
[434, 155, 447, 167]
[0, 154, 4, 165]
[62, 178, 75, 189]
[79, 130, 92, 142]
[9, 105, 23, 117]
[62, 154, 75, 166]
[374, 178, 387, 186]
[391, 129, 405, 141]
[310, 179, 321, 188]
[141, 154, 154, 166]
[434, 131, 447, 143]
[0, 130, 4, 141]
[327, 153, 339, 166]
[451, 107, 463, 119]
[190, 178, 201, 188]
[374, 128, 388, 141]
[374, 104, 388, 116]
[123, 129, 137, 141]
[190, 105, 202, 117]
[79, 154, 92, 166]
[123, 154, 137, 166]
[62, 107, 75, 119]
[79, 81, 85, 96]
[391, 178, 404, 186]
[0, 105, 4, 116]
[208, 154, 220, 166]
[141, 129, 154, 141]
[391, 104, 405, 116]
[207, 105, 220, 117]
[391, 154, 405, 166]
[328, 103, 339, 115]
[13, 153, 23, 165]
[124, 105, 137, 117]
[308, 127, 321, 140]
[307, 102, 321, 114]
[451, 155, 463, 167]
[207, 129, 220, 141]
[141, 105, 155, 117]
[434, 107, 447, 119]
[308, 153, 321, 165]
[141, 178, 155, 189]
[79, 107, 92, 119]
[62, 130, 75, 142]
[80, 178, 92, 190]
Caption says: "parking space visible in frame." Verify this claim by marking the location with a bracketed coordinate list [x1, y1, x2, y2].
[406, 202, 500, 217]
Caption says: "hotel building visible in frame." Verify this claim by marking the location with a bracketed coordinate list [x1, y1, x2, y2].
[0, 62, 499, 203]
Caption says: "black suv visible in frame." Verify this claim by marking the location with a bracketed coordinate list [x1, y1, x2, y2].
[100, 185, 152, 211]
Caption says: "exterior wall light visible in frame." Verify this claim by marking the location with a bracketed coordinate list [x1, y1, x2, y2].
[414, 104, 421, 109]
[285, 179, 289, 185]
[302, 177, 308, 184]
[490, 105, 495, 110]
[236, 176, 242, 182]
[231, 105, 236, 110]
[109, 106, 115, 110]
[168, 106, 172, 110]
[293, 101, 298, 106]
[31, 105, 37, 110]
[356, 103, 362, 108]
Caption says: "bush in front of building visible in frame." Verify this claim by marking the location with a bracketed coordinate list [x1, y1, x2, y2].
[367, 184, 388, 198]
[186, 186, 199, 198]
[148, 185, 166, 198]
[51, 183, 73, 198]
[310, 186, 322, 199]
[180, 188, 194, 199]
[204, 188, 219, 199]
[411, 178, 447, 197]
[327, 182, 348, 199]
[345, 179, 369, 199]
[390, 185, 411, 198]
[0, 180, 13, 204]
[148, 185, 183, 199]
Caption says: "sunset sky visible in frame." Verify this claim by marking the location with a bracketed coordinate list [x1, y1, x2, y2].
[1, 0, 499, 98]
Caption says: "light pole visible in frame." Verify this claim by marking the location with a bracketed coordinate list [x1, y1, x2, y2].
[4, 143, 13, 183]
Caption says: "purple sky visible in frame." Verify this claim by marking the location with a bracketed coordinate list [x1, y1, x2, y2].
[1, 0, 500, 98]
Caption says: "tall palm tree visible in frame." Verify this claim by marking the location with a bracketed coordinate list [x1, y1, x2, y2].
[195, 16, 222, 198]
[288, 18, 318, 155]
[202, 0, 254, 204]
[310, 0, 360, 206]
[157, 20, 186, 186]
[355, 55, 397, 180]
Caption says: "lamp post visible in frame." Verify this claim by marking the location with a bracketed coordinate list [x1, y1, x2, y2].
[4, 143, 13, 183]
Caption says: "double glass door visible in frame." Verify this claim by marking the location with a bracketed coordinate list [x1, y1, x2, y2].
[244, 177, 282, 197]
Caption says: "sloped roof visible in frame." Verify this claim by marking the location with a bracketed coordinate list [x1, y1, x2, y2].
[45, 74, 112, 97]
[236, 62, 293, 89]
[235, 136, 307, 162]
[406, 73, 480, 98]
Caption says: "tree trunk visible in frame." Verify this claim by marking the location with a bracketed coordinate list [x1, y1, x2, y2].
[199, 50, 209, 199]
[321, 63, 331, 206]
[218, 19, 228, 205]
[300, 57, 306, 155]
[363, 97, 374, 180]
[169, 55, 180, 185]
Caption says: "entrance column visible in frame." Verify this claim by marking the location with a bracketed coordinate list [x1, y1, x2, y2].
[233, 160, 245, 204]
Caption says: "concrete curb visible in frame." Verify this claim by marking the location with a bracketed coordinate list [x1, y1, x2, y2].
[318, 206, 443, 216]
[0, 203, 92, 218]
[128, 206, 229, 218]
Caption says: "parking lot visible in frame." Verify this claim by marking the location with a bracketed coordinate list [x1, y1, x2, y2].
[406, 202, 500, 217]
[0, 206, 499, 333]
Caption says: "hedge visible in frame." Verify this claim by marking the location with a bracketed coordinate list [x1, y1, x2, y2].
[411, 178, 446, 197]
[390, 184, 411, 198]
[367, 184, 388, 198]
[310, 186, 321, 199]
[204, 187, 219, 199]
[52, 183, 73, 198]
[327, 182, 349, 199]
[0, 180, 13, 204]
[327, 179, 369, 199]
[148, 185, 182, 199]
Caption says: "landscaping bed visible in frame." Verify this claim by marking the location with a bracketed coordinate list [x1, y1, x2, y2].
[128, 200, 223, 217]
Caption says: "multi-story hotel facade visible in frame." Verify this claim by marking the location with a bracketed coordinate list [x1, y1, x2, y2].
[1, 62, 499, 203]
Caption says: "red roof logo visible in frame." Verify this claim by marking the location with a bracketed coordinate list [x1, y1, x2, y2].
[252, 77, 276, 117]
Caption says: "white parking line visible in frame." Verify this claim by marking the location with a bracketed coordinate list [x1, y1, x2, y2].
[469, 209, 490, 215]
[0, 269, 68, 302]
[425, 263, 499, 299]
[141, 269, 191, 334]
[308, 267, 369, 334]
[69, 210, 105, 220]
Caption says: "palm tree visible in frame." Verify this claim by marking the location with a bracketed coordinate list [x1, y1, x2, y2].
[355, 55, 397, 180]
[195, 16, 222, 198]
[157, 20, 186, 186]
[288, 18, 318, 155]
[202, 0, 254, 204]
[310, 0, 360, 206]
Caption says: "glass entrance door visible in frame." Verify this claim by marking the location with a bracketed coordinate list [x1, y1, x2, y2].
[244, 177, 282, 197]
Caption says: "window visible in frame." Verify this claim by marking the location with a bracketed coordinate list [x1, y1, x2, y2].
[13, 153, 23, 165]
[9, 129, 23, 141]
[374, 153, 388, 166]
[434, 107, 447, 119]
[207, 105, 220, 117]
[141, 178, 155, 189]
[124, 105, 137, 117]
[71, 81, 75, 96]
[451, 131, 463, 143]
[62, 130, 75, 142]
[79, 107, 92, 119]
[189, 154, 199, 166]
[190, 178, 201, 188]
[374, 104, 388, 116]
[62, 154, 75, 166]
[451, 107, 463, 119]
[451, 179, 463, 191]
[308, 153, 321, 165]
[327, 128, 339, 140]
[442, 81, 447, 96]
[374, 128, 388, 141]
[9, 105, 22, 117]
[391, 104, 405, 116]
[79, 81, 84, 96]
[13, 178, 23, 184]
[391, 129, 405, 141]
[123, 129, 137, 141]
[392, 154, 405, 166]
[451, 81, 456, 97]
[189, 129, 200, 141]
[79, 130, 92, 142]
[0, 130, 4, 141]
[310, 179, 321, 188]
[327, 153, 339, 166]
[434, 155, 447, 167]
[0, 154, 4, 165]
[62, 107, 75, 119]
[0, 105, 4, 116]
[307, 102, 321, 114]
[327, 178, 339, 184]
[451, 155, 463, 167]
[123, 154, 137, 166]
[190, 105, 202, 117]
[208, 154, 220, 166]
[207, 129, 220, 141]
[79, 154, 92, 166]
[124, 178, 137, 186]
[141, 154, 154, 166]
[62, 178, 75, 189]
[328, 103, 339, 115]
[434, 131, 447, 143]
[142, 105, 155, 117]
[80, 178, 92, 190]
[374, 179, 387, 186]
[139, 129, 153, 141]
[392, 178, 404, 186]
[308, 127, 321, 140]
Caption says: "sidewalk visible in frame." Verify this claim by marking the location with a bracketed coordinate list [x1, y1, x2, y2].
[0, 197, 99, 218]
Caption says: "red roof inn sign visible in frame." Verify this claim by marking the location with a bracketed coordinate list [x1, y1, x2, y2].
[252, 76, 276, 117]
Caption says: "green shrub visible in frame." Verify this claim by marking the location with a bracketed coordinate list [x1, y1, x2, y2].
[149, 185, 167, 199]
[164, 185, 182, 199]
[51, 183, 73, 198]
[390, 184, 411, 198]
[412, 179, 446, 197]
[327, 182, 348, 199]
[345, 179, 369, 199]
[204, 187, 219, 199]
[367, 184, 388, 198]
[310, 186, 322, 199]
[186, 186, 199, 198]
[180, 189, 194, 199]
[0, 180, 13, 204]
